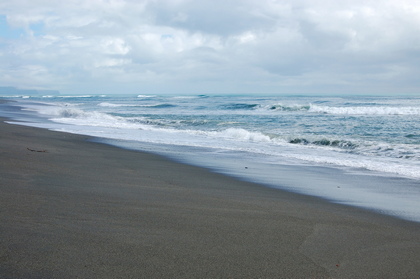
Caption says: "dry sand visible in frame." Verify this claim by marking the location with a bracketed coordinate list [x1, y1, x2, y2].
[0, 118, 419, 278]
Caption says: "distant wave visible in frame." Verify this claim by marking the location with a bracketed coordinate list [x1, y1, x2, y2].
[221, 103, 311, 112]
[171, 95, 208, 99]
[49, 95, 97, 98]
[98, 102, 138, 107]
[309, 105, 420, 115]
[260, 103, 420, 115]
[220, 103, 259, 110]
[98, 102, 177, 109]
[265, 104, 310, 111]
[148, 104, 177, 109]
[137, 95, 156, 98]
[0, 95, 31, 98]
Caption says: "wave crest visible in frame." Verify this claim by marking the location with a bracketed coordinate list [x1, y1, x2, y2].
[289, 138, 358, 149]
[98, 102, 133, 107]
[266, 104, 310, 111]
[309, 105, 420, 115]
[221, 128, 271, 142]
[220, 103, 259, 110]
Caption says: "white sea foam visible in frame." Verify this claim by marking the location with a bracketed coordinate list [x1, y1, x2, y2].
[283, 150, 420, 179]
[137, 95, 156, 98]
[207, 128, 272, 142]
[98, 102, 138, 107]
[52, 110, 148, 130]
[0, 95, 31, 98]
[309, 105, 420, 115]
[57, 95, 95, 98]
[98, 102, 123, 107]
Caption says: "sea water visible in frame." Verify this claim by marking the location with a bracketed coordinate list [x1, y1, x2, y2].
[1, 94, 420, 222]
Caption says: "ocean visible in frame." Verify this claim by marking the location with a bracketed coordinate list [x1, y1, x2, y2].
[1, 94, 420, 222]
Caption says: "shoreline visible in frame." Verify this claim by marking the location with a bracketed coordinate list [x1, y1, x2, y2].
[3, 97, 420, 222]
[1, 118, 419, 278]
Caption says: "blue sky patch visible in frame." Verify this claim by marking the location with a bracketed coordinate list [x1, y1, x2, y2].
[30, 21, 45, 36]
[0, 15, 24, 39]
[0, 15, 45, 38]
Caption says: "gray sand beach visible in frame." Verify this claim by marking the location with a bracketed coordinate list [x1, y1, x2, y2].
[1, 118, 419, 278]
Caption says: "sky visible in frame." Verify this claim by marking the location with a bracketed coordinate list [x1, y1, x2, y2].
[0, 0, 419, 96]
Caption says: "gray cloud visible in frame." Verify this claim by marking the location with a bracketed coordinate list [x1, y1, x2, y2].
[0, 0, 419, 95]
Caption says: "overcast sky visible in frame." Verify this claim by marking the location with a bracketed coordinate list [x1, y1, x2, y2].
[0, 0, 419, 95]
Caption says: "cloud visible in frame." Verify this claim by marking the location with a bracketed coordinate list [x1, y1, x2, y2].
[0, 0, 419, 94]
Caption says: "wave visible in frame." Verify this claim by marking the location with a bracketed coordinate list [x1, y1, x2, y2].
[222, 103, 311, 112]
[245, 102, 420, 115]
[56, 107, 120, 121]
[221, 103, 310, 112]
[220, 103, 259, 110]
[148, 104, 177, 109]
[49, 95, 97, 98]
[0, 95, 31, 98]
[171, 95, 208, 99]
[309, 105, 420, 115]
[54, 105, 420, 163]
[265, 104, 310, 111]
[98, 102, 138, 108]
[219, 102, 420, 115]
[289, 138, 358, 149]
[98, 102, 177, 109]
[137, 95, 156, 98]
[405, 134, 420, 139]
[41, 106, 147, 130]
[49, 108, 272, 144]
[208, 128, 272, 142]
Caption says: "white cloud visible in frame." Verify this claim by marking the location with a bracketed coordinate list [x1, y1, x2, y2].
[100, 38, 130, 55]
[0, 0, 419, 94]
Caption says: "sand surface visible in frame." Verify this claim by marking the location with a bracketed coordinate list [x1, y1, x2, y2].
[0, 118, 419, 278]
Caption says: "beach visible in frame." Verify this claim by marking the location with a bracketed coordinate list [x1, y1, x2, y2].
[1, 118, 419, 278]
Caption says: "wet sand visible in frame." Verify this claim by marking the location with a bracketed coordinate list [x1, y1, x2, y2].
[0, 118, 419, 278]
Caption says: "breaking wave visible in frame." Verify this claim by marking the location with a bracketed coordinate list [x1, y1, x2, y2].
[309, 105, 420, 115]
[265, 104, 310, 111]
[220, 102, 420, 115]
[289, 138, 358, 149]
[219, 103, 259, 110]
[137, 95, 156, 98]
[219, 103, 312, 112]
[205, 128, 272, 142]
[98, 102, 138, 107]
